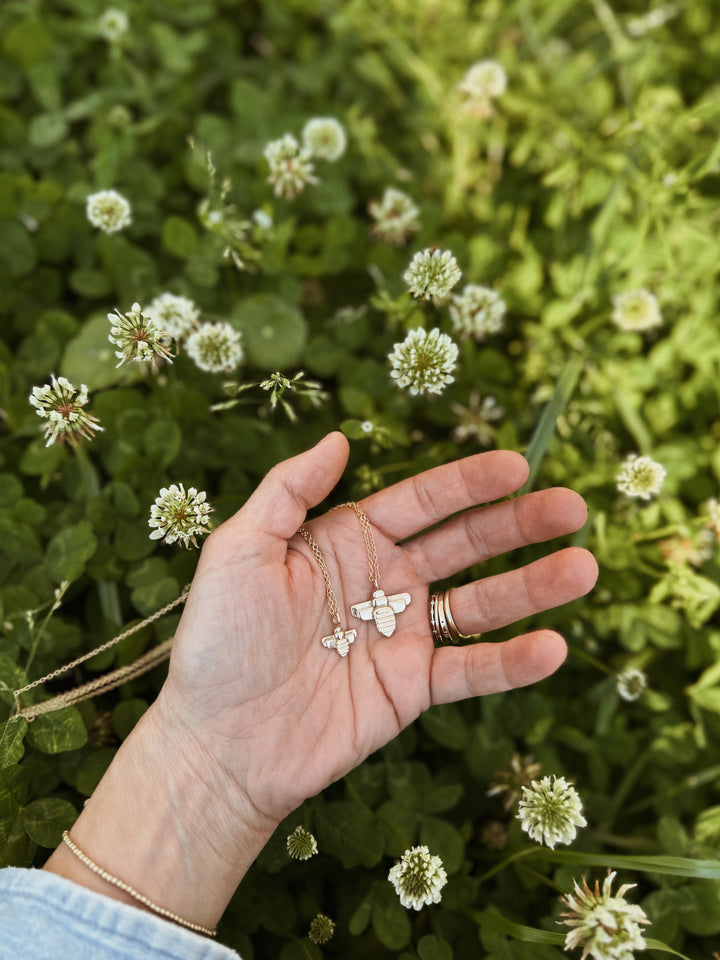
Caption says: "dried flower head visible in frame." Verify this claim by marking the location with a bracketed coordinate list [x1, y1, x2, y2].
[480, 820, 508, 851]
[264, 134, 318, 199]
[388, 845, 447, 911]
[368, 187, 421, 247]
[403, 248, 462, 303]
[611, 290, 662, 332]
[29, 375, 103, 448]
[389, 327, 459, 397]
[286, 825, 318, 860]
[85, 189, 132, 234]
[148, 483, 212, 548]
[146, 293, 201, 340]
[459, 59, 507, 116]
[517, 775, 587, 849]
[98, 8, 129, 42]
[308, 913, 335, 945]
[302, 117, 347, 161]
[450, 284, 506, 340]
[487, 752, 542, 811]
[616, 454, 666, 500]
[616, 667, 647, 702]
[186, 322, 243, 374]
[108, 303, 174, 369]
[560, 871, 650, 960]
[451, 392, 504, 445]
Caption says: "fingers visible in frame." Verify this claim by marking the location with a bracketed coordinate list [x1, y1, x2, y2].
[448, 546, 598, 636]
[404, 487, 588, 582]
[360, 450, 529, 543]
[430, 629, 568, 705]
[223, 432, 350, 551]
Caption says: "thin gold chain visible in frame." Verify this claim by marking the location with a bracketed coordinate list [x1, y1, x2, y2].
[334, 502, 379, 586]
[62, 831, 216, 937]
[297, 526, 340, 623]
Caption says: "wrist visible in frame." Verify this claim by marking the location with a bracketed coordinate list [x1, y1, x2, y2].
[44, 695, 278, 932]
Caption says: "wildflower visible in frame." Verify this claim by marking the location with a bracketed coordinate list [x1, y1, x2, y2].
[559, 871, 650, 960]
[658, 528, 714, 568]
[286, 825, 318, 860]
[451, 392, 504, 445]
[252, 209, 273, 231]
[480, 820, 508, 851]
[388, 845, 447, 911]
[616, 454, 666, 500]
[389, 327, 458, 397]
[186, 322, 243, 374]
[459, 59, 507, 116]
[264, 134, 318, 199]
[360, 420, 374, 434]
[516, 775, 587, 849]
[148, 483, 212, 548]
[403, 248, 461, 303]
[301, 117, 347, 161]
[611, 290, 662, 332]
[85, 189, 132, 234]
[450, 284, 506, 340]
[108, 303, 174, 368]
[146, 293, 201, 341]
[98, 8, 129, 42]
[29, 375, 103, 448]
[368, 187, 420, 247]
[308, 914, 335, 945]
[616, 667, 647, 702]
[487, 752, 542, 811]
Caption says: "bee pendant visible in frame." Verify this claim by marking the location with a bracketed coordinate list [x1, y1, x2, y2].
[350, 589, 412, 637]
[321, 625, 358, 657]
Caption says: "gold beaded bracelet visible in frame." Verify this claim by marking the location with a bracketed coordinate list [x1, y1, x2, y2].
[61, 831, 217, 938]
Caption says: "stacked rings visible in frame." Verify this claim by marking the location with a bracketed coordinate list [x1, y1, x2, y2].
[429, 588, 470, 645]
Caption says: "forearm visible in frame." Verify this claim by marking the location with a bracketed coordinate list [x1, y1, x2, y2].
[43, 695, 277, 934]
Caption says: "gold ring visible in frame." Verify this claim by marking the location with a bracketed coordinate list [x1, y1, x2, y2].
[429, 588, 475, 646]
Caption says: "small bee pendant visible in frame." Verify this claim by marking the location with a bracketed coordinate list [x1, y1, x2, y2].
[321, 625, 357, 657]
[351, 589, 412, 637]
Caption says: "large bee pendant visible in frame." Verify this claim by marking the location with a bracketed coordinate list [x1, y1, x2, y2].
[350, 589, 412, 637]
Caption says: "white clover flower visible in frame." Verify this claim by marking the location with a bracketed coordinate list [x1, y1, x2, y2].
[560, 871, 651, 960]
[516, 775, 587, 849]
[185, 321, 243, 374]
[86, 189, 132, 234]
[301, 117, 347, 162]
[616, 454, 666, 500]
[360, 420, 374, 434]
[264, 134, 318, 199]
[252, 209, 273, 230]
[389, 327, 459, 397]
[286, 825, 318, 860]
[108, 303, 174, 368]
[611, 290, 662, 332]
[451, 392, 504, 445]
[29, 375, 103, 448]
[146, 293, 201, 340]
[404, 248, 462, 303]
[148, 483, 212, 548]
[616, 667, 647, 702]
[368, 187, 420, 247]
[459, 59, 507, 116]
[308, 914, 335, 945]
[450, 284, 506, 340]
[388, 845, 447, 911]
[98, 8, 129, 42]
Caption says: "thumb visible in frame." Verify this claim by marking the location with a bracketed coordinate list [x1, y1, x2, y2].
[232, 432, 350, 546]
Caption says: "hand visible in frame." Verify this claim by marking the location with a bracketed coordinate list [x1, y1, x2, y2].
[159, 432, 598, 827]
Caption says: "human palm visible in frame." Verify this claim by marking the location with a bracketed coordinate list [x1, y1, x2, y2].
[161, 433, 597, 825]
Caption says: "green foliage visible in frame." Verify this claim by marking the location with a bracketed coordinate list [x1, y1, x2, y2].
[1, 0, 720, 956]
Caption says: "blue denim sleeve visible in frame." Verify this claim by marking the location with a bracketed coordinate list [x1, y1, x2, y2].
[0, 867, 241, 960]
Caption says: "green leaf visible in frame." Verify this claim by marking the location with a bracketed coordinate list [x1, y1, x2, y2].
[1, 20, 54, 67]
[371, 882, 412, 950]
[348, 891, 373, 935]
[0, 221, 36, 277]
[111, 699, 148, 740]
[419, 817, 465, 873]
[314, 800, 384, 868]
[469, 906, 564, 944]
[233, 294, 307, 369]
[22, 797, 77, 847]
[61, 313, 123, 390]
[143, 419, 182, 467]
[279, 941, 322, 960]
[417, 934, 454, 960]
[75, 748, 115, 796]
[46, 520, 98, 583]
[26, 706, 87, 754]
[419, 703, 469, 750]
[539, 849, 720, 880]
[0, 720, 27, 770]
[162, 216, 199, 259]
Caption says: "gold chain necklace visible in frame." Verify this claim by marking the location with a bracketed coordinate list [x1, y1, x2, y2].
[298, 502, 411, 656]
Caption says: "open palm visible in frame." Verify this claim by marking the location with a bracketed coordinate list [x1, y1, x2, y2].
[161, 432, 597, 826]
